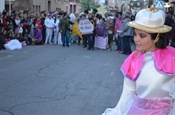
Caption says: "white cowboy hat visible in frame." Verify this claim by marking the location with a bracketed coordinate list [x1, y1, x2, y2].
[128, 5, 172, 33]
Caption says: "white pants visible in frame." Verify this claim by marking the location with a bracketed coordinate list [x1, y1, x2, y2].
[45, 28, 53, 44]
[53, 30, 62, 45]
[58, 33, 62, 45]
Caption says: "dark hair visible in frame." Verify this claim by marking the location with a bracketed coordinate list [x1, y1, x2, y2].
[150, 33, 169, 49]
[96, 14, 102, 20]
[102, 18, 106, 22]
[84, 10, 89, 14]
[63, 12, 67, 17]
[93, 9, 98, 13]
[118, 12, 122, 16]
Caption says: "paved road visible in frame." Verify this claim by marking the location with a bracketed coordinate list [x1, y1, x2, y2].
[0, 44, 129, 115]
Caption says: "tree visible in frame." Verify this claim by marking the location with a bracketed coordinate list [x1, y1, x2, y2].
[77, 0, 100, 12]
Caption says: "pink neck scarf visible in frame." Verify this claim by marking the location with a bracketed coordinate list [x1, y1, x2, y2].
[121, 46, 175, 81]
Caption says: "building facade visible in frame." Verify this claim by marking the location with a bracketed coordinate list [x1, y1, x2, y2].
[61, 0, 80, 13]
[1, 0, 80, 14]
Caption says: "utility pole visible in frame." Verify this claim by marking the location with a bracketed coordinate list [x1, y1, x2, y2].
[9, 0, 11, 15]
[26, 0, 29, 10]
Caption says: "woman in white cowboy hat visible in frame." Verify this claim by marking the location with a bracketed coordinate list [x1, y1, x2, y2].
[102, 5, 175, 115]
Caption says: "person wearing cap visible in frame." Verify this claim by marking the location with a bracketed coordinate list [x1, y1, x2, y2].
[102, 5, 175, 115]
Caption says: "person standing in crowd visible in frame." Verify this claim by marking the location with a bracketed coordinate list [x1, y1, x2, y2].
[106, 16, 114, 51]
[92, 8, 99, 24]
[94, 18, 107, 49]
[59, 12, 70, 47]
[14, 15, 21, 29]
[20, 13, 28, 31]
[44, 13, 54, 44]
[40, 12, 46, 43]
[165, 12, 173, 27]
[87, 13, 95, 50]
[113, 12, 119, 51]
[35, 17, 43, 31]
[29, 13, 35, 40]
[53, 14, 60, 45]
[2, 14, 8, 29]
[70, 15, 82, 45]
[84, 10, 89, 19]
[82, 10, 89, 48]
[115, 12, 123, 53]
[96, 18, 107, 38]
[102, 6, 175, 115]
[119, 11, 133, 55]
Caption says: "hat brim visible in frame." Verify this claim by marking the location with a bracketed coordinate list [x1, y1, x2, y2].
[128, 21, 172, 33]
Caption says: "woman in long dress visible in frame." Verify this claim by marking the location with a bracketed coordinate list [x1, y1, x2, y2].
[102, 6, 175, 115]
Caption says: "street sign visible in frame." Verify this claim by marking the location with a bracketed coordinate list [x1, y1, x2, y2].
[154, 0, 164, 10]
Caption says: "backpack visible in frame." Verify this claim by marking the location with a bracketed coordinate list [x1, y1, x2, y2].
[96, 23, 106, 37]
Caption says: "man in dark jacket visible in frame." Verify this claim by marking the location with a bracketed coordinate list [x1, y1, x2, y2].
[59, 12, 70, 47]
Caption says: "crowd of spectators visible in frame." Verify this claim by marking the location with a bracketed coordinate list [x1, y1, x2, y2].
[0, 8, 174, 52]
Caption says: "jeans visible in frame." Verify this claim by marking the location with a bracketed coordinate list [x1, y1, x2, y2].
[108, 34, 113, 49]
[87, 34, 93, 49]
[118, 36, 123, 51]
[61, 30, 70, 46]
[83, 35, 88, 47]
[122, 36, 132, 54]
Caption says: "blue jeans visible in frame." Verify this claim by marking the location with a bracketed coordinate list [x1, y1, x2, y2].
[122, 36, 132, 54]
[118, 36, 123, 51]
[61, 30, 70, 46]
[87, 34, 93, 49]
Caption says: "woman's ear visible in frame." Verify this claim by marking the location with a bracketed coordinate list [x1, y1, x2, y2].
[154, 33, 160, 43]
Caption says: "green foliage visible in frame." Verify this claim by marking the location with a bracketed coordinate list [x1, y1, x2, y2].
[78, 0, 100, 12]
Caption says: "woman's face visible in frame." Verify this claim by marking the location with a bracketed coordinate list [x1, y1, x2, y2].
[134, 29, 158, 52]
[99, 19, 104, 23]
[118, 14, 122, 18]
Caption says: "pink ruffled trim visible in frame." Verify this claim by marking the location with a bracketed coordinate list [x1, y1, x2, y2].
[121, 46, 175, 81]
[153, 46, 175, 75]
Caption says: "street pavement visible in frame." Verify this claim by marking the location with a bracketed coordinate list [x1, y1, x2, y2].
[0, 43, 130, 115]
